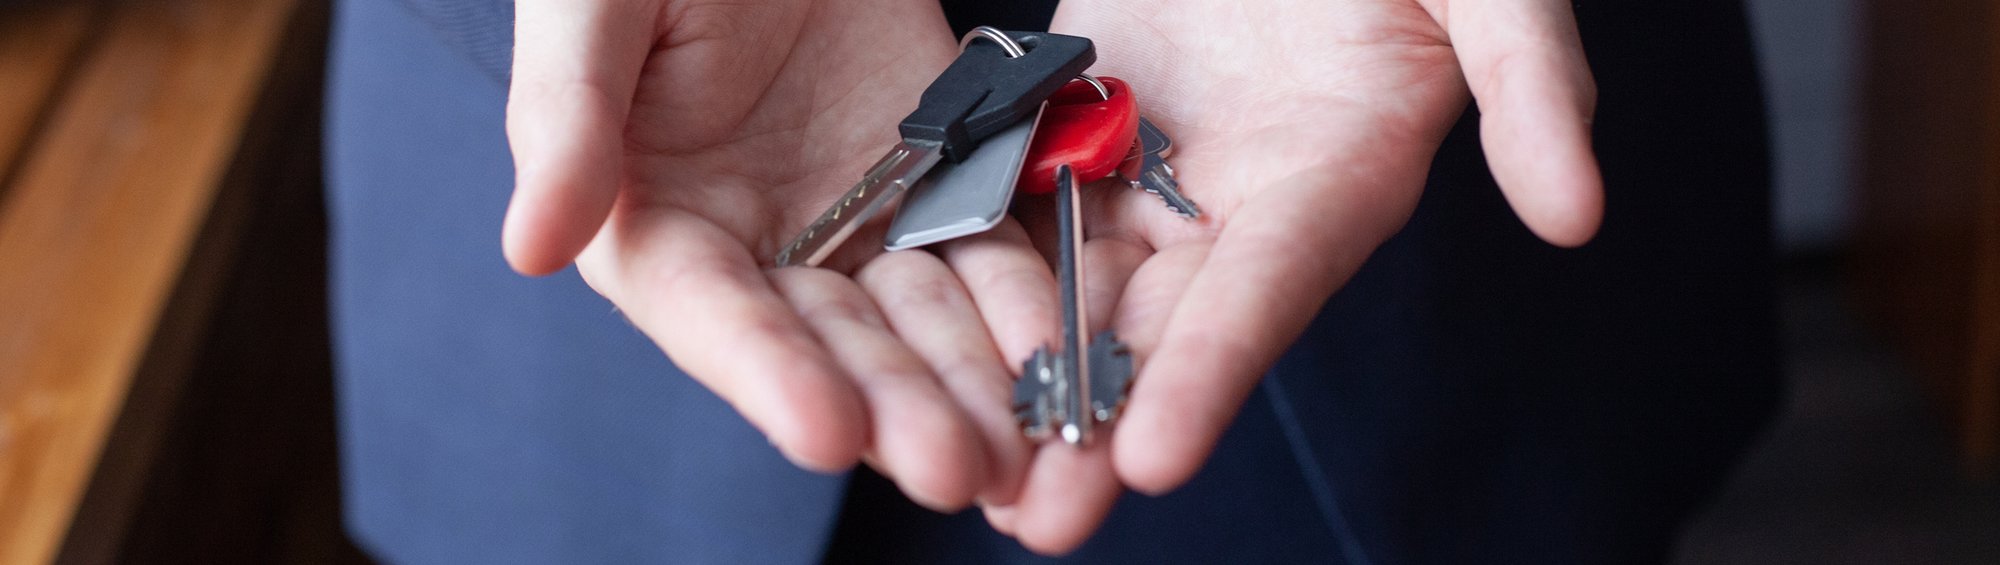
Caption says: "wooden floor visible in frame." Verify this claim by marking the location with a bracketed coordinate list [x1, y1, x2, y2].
[0, 0, 369, 562]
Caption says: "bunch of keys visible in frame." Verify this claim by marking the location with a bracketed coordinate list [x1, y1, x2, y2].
[774, 27, 1202, 445]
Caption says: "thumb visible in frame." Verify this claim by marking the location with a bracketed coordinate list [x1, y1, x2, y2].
[1451, 0, 1604, 247]
[502, 0, 657, 275]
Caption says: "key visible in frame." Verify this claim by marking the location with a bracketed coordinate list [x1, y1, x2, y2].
[1012, 77, 1140, 444]
[1014, 165, 1135, 444]
[885, 74, 1136, 252]
[774, 28, 1095, 267]
[1119, 117, 1202, 218]
[1010, 78, 1141, 444]
[1018, 76, 1140, 195]
[882, 105, 1043, 251]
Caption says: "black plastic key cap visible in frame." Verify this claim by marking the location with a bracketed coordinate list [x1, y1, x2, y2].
[900, 32, 1095, 162]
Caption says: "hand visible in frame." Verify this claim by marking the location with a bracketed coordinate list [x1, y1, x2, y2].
[501, 0, 1058, 510]
[981, 0, 1604, 553]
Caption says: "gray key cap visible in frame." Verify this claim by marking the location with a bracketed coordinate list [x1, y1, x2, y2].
[1013, 165, 1135, 445]
[1120, 117, 1202, 219]
[881, 105, 1042, 251]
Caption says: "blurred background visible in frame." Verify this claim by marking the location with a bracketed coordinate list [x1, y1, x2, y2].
[0, 0, 1992, 563]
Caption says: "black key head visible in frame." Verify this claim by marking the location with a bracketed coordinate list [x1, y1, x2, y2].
[900, 31, 1095, 162]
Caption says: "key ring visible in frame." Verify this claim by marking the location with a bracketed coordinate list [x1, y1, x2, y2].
[1073, 74, 1111, 100]
[961, 26, 1028, 58]
[961, 26, 1111, 100]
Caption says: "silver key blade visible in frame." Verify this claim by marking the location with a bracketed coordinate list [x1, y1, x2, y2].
[774, 139, 944, 267]
[1013, 166, 1139, 443]
[1137, 154, 1202, 218]
[1053, 164, 1090, 444]
[883, 105, 1042, 251]
[1012, 164, 1103, 444]
[1121, 117, 1202, 219]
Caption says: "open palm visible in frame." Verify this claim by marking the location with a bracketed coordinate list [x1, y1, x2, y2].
[501, 0, 1062, 510]
[982, 0, 1605, 553]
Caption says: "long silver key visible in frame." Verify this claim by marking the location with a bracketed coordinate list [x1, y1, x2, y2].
[1014, 165, 1135, 444]
[774, 29, 1095, 267]
[1119, 117, 1202, 219]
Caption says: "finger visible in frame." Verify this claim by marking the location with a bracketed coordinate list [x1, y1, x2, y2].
[1082, 237, 1149, 334]
[502, 0, 659, 275]
[934, 220, 1062, 366]
[1009, 442, 1122, 556]
[1114, 165, 1416, 494]
[1105, 242, 1209, 354]
[770, 267, 989, 511]
[983, 504, 1019, 537]
[854, 250, 1032, 506]
[975, 239, 1143, 553]
[1450, 0, 1604, 247]
[579, 208, 868, 473]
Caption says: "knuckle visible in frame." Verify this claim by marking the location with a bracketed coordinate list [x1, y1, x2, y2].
[885, 274, 966, 314]
[855, 250, 938, 287]
[794, 291, 883, 329]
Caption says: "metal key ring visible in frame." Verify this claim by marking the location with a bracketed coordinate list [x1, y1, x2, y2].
[961, 26, 1028, 58]
[960, 27, 1111, 100]
[1073, 74, 1111, 100]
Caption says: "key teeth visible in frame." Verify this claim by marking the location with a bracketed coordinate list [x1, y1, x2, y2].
[1087, 332, 1135, 423]
[1174, 201, 1202, 219]
[1015, 335, 1136, 436]
[1014, 347, 1058, 438]
[1134, 164, 1202, 219]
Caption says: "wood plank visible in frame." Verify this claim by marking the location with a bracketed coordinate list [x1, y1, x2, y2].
[0, 0, 100, 194]
[1854, 0, 2000, 474]
[0, 0, 305, 562]
[53, 2, 333, 561]
[1971, 12, 2000, 473]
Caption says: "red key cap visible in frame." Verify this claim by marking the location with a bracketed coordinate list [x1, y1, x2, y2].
[1018, 76, 1140, 195]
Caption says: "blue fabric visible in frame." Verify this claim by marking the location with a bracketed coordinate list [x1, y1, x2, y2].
[822, 385, 1346, 563]
[328, 0, 1780, 563]
[326, 1, 846, 563]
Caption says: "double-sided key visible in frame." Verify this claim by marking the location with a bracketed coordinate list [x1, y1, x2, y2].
[774, 29, 1095, 267]
[1010, 77, 1140, 445]
[1015, 164, 1136, 445]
